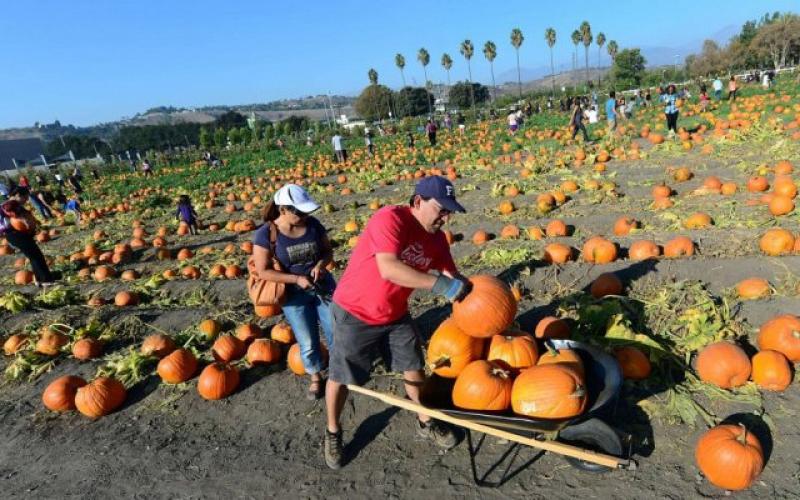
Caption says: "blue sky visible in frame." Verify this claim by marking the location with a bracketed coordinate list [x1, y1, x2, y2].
[1, 0, 797, 128]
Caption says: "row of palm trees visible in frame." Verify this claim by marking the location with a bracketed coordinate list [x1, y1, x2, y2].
[389, 22, 620, 104]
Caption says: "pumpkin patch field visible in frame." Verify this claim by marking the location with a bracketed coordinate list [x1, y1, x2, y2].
[3, 81, 800, 498]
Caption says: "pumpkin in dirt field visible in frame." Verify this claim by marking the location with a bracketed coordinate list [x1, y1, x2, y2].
[452, 360, 513, 411]
[197, 363, 240, 400]
[157, 349, 198, 384]
[426, 318, 485, 378]
[695, 342, 751, 389]
[451, 275, 517, 338]
[757, 314, 800, 362]
[75, 377, 127, 418]
[695, 424, 764, 491]
[42, 375, 87, 412]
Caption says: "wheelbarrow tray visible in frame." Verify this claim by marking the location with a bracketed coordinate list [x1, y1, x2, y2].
[421, 339, 623, 434]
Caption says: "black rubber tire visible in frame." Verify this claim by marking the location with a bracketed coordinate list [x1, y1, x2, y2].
[559, 419, 623, 473]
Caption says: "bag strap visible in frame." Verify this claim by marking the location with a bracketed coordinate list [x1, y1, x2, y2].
[267, 221, 283, 272]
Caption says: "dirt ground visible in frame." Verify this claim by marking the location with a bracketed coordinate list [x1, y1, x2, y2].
[2, 136, 800, 499]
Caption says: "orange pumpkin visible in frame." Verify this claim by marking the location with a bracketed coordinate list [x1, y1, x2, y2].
[212, 335, 246, 362]
[735, 278, 770, 299]
[141, 334, 176, 358]
[536, 345, 585, 377]
[254, 304, 282, 318]
[235, 324, 263, 344]
[590, 273, 623, 298]
[270, 322, 295, 344]
[42, 375, 87, 412]
[36, 327, 69, 356]
[511, 364, 587, 419]
[663, 236, 695, 258]
[3, 334, 29, 355]
[452, 360, 513, 411]
[696, 342, 751, 389]
[613, 217, 638, 236]
[545, 220, 568, 237]
[757, 314, 800, 362]
[287, 343, 306, 375]
[543, 243, 573, 264]
[197, 363, 240, 400]
[582, 236, 617, 264]
[759, 228, 795, 256]
[75, 377, 127, 418]
[157, 348, 198, 384]
[486, 330, 538, 373]
[426, 318, 485, 378]
[628, 240, 661, 260]
[684, 212, 712, 229]
[198, 319, 221, 339]
[72, 338, 103, 360]
[614, 347, 651, 380]
[695, 424, 764, 491]
[534, 316, 570, 339]
[451, 275, 517, 338]
[246, 338, 283, 365]
[768, 195, 794, 216]
[750, 350, 791, 391]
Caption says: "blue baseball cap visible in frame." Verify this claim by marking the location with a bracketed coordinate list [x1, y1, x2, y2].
[414, 176, 466, 213]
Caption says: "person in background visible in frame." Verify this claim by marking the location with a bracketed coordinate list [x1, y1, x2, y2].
[606, 91, 617, 132]
[176, 195, 199, 235]
[2, 187, 56, 287]
[425, 118, 437, 146]
[624, 97, 636, 119]
[569, 100, 590, 142]
[331, 132, 347, 163]
[727, 76, 737, 101]
[0, 180, 9, 201]
[91, 168, 100, 181]
[644, 90, 652, 107]
[456, 112, 466, 135]
[443, 113, 452, 132]
[142, 159, 153, 177]
[662, 84, 680, 136]
[616, 96, 628, 121]
[699, 84, 710, 112]
[712, 77, 723, 100]
[251, 184, 335, 400]
[53, 171, 64, 189]
[18, 175, 30, 189]
[406, 131, 415, 150]
[27, 188, 53, 220]
[67, 173, 83, 200]
[762, 71, 771, 89]
[507, 108, 519, 133]
[57, 192, 82, 224]
[364, 128, 375, 157]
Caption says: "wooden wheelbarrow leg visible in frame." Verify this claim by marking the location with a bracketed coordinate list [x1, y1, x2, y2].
[347, 384, 635, 470]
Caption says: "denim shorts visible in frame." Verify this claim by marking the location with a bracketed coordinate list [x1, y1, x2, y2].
[328, 302, 424, 386]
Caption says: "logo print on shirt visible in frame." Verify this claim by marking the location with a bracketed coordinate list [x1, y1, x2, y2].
[399, 243, 433, 269]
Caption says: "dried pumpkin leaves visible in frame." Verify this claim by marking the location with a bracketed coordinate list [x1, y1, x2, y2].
[558, 280, 764, 427]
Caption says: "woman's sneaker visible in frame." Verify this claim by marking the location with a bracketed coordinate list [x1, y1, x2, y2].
[323, 429, 343, 470]
[416, 418, 457, 449]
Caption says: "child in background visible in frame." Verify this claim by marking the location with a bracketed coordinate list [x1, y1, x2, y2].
[176, 195, 199, 235]
[57, 193, 82, 224]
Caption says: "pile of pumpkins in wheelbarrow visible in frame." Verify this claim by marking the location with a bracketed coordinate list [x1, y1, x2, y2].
[425, 275, 766, 492]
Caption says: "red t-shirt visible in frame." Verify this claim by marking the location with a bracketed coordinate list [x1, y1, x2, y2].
[333, 206, 456, 325]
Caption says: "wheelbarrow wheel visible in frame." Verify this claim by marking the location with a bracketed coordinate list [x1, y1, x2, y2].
[558, 418, 623, 473]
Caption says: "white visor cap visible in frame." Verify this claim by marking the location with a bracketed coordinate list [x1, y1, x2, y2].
[273, 184, 321, 214]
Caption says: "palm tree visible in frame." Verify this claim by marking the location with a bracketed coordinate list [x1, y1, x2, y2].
[417, 48, 432, 114]
[607, 40, 618, 87]
[580, 21, 593, 86]
[510, 28, 524, 98]
[441, 53, 453, 87]
[544, 27, 557, 96]
[483, 41, 497, 101]
[571, 30, 581, 71]
[596, 33, 606, 85]
[368, 68, 378, 85]
[460, 39, 475, 108]
[395, 54, 406, 87]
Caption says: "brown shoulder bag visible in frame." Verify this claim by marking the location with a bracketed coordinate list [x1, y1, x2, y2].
[246, 222, 287, 306]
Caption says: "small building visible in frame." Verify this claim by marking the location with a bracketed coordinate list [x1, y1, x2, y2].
[0, 138, 45, 172]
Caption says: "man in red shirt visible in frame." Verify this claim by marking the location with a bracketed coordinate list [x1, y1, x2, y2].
[323, 175, 469, 470]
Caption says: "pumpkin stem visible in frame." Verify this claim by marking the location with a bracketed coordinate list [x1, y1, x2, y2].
[491, 367, 510, 379]
[429, 356, 451, 370]
[737, 423, 748, 445]
[544, 344, 559, 357]
[570, 385, 586, 398]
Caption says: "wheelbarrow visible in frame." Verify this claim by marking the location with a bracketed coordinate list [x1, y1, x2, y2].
[347, 339, 636, 483]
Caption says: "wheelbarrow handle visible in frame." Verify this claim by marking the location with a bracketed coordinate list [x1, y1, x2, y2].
[346, 384, 635, 470]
